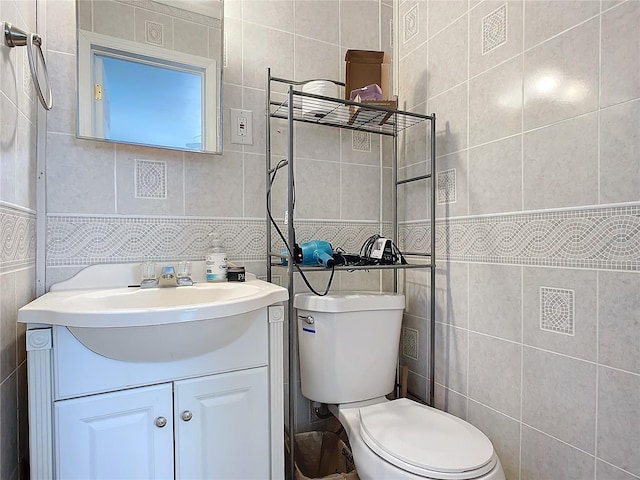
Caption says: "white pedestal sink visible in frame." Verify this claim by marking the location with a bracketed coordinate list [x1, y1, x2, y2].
[19, 262, 288, 480]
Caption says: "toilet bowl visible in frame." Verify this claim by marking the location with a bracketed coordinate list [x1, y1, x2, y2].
[330, 398, 504, 480]
[294, 292, 506, 480]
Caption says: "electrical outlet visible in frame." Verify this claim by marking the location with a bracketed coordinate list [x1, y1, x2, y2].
[230, 108, 253, 145]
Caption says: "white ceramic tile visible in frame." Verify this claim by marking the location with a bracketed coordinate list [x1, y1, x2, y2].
[341, 164, 380, 221]
[46, 133, 117, 214]
[294, 37, 340, 84]
[134, 10, 174, 50]
[468, 401, 521, 480]
[597, 366, 640, 476]
[523, 267, 598, 362]
[523, 113, 598, 210]
[295, 1, 339, 45]
[399, 2, 428, 58]
[46, 51, 76, 136]
[469, 263, 522, 342]
[242, 23, 294, 91]
[14, 113, 36, 210]
[468, 333, 522, 418]
[340, 129, 381, 167]
[243, 153, 266, 218]
[521, 425, 595, 480]
[339, 0, 379, 50]
[431, 82, 469, 156]
[183, 150, 243, 217]
[470, 1, 524, 78]
[523, 0, 599, 49]
[92, 1, 135, 41]
[222, 17, 242, 86]
[173, 18, 208, 57]
[1, 273, 17, 382]
[523, 18, 599, 130]
[398, 162, 429, 222]
[522, 347, 597, 453]
[295, 123, 341, 162]
[434, 384, 468, 420]
[435, 322, 468, 395]
[295, 159, 340, 220]
[598, 271, 640, 375]
[427, 14, 468, 99]
[600, 100, 640, 204]
[468, 135, 523, 215]
[427, 0, 468, 39]
[601, 0, 640, 108]
[46, 0, 76, 54]
[399, 42, 428, 110]
[434, 262, 469, 329]
[435, 151, 468, 219]
[596, 461, 640, 480]
[243, 0, 294, 32]
[469, 55, 522, 147]
[115, 145, 185, 215]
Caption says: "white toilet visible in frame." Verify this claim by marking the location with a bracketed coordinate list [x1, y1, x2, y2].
[294, 292, 506, 480]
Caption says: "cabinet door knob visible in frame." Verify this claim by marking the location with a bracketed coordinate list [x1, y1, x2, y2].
[181, 410, 193, 421]
[155, 416, 168, 428]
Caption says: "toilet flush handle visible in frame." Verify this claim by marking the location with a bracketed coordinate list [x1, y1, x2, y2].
[298, 315, 314, 325]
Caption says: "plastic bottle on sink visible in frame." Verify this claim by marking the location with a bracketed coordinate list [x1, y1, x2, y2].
[206, 233, 227, 282]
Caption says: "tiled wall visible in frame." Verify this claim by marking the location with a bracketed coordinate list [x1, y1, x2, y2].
[44, 0, 391, 432]
[397, 1, 639, 479]
[0, 0, 39, 478]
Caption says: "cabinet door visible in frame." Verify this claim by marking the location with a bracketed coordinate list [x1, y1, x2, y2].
[55, 383, 174, 479]
[175, 367, 269, 480]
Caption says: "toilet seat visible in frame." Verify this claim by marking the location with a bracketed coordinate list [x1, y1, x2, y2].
[358, 399, 497, 479]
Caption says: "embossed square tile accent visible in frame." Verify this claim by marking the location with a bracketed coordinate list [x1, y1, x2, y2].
[403, 327, 419, 360]
[540, 287, 575, 335]
[437, 168, 457, 204]
[352, 131, 371, 152]
[145, 20, 164, 46]
[135, 159, 167, 199]
[482, 4, 507, 55]
[404, 4, 419, 43]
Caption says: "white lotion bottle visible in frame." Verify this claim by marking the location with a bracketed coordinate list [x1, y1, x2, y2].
[206, 233, 227, 282]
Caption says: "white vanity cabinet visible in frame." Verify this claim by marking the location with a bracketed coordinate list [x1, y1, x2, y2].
[174, 367, 269, 479]
[55, 383, 175, 479]
[55, 367, 270, 479]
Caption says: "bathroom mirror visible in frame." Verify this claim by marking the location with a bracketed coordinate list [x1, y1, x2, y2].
[76, 0, 223, 154]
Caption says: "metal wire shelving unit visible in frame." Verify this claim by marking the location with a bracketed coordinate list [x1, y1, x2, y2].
[265, 69, 437, 480]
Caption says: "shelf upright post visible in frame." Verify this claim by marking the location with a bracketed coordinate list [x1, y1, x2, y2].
[266, 68, 272, 283]
[392, 117, 399, 293]
[429, 113, 437, 407]
[286, 84, 297, 480]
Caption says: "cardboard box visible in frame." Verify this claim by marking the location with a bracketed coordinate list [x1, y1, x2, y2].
[344, 50, 391, 101]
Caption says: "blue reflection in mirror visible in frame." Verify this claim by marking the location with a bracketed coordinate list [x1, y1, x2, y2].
[94, 54, 203, 151]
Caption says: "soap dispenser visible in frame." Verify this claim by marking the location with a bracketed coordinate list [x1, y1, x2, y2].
[206, 232, 227, 282]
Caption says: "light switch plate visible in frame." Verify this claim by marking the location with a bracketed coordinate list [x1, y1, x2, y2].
[230, 108, 253, 145]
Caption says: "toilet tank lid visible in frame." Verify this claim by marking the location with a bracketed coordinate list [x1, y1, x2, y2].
[294, 292, 405, 312]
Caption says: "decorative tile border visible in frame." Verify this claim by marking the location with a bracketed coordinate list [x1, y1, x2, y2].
[46, 216, 391, 267]
[1, 204, 36, 272]
[400, 205, 640, 271]
[47, 205, 640, 271]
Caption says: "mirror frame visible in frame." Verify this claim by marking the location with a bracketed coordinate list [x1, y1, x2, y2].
[75, 0, 223, 154]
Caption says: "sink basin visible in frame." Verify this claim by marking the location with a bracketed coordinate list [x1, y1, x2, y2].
[18, 263, 288, 362]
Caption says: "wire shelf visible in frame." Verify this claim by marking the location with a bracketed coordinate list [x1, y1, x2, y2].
[269, 90, 432, 136]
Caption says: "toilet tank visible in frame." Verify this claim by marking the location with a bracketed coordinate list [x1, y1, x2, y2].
[294, 292, 405, 404]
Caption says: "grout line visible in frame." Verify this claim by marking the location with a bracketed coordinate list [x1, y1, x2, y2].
[594, 270, 600, 480]
[519, 265, 525, 479]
